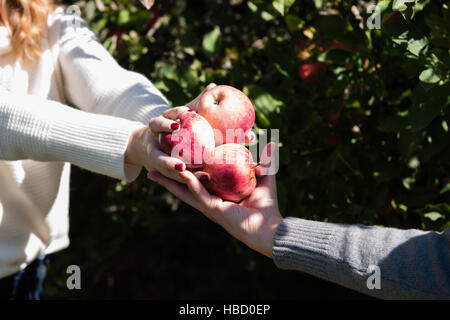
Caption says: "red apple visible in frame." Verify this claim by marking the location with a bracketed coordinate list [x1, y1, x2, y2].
[159, 111, 215, 168]
[195, 85, 255, 145]
[298, 62, 322, 83]
[195, 144, 257, 202]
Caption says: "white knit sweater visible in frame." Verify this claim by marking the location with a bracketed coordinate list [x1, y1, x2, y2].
[0, 9, 170, 278]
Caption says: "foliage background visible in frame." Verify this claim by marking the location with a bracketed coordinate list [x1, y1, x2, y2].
[46, 0, 449, 299]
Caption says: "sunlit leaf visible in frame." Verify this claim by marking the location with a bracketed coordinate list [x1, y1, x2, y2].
[202, 26, 222, 57]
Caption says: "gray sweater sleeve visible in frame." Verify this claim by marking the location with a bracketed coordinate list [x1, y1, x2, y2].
[272, 217, 450, 299]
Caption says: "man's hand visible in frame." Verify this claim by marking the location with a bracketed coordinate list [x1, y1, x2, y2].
[147, 142, 283, 258]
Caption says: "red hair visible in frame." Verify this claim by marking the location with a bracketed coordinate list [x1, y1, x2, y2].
[0, 0, 55, 62]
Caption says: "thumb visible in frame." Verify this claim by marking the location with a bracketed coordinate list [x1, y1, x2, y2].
[255, 142, 276, 176]
[255, 174, 278, 200]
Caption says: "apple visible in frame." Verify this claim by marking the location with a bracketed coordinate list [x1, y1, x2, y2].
[298, 62, 322, 83]
[159, 111, 215, 168]
[195, 85, 255, 145]
[195, 144, 258, 202]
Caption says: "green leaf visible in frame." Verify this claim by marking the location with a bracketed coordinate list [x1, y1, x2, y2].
[397, 129, 422, 158]
[285, 14, 305, 33]
[264, 41, 297, 77]
[255, 110, 271, 127]
[117, 10, 130, 26]
[406, 37, 429, 56]
[92, 18, 107, 34]
[377, 113, 409, 132]
[369, 0, 391, 23]
[408, 84, 448, 131]
[402, 177, 415, 190]
[392, 0, 415, 12]
[423, 212, 445, 222]
[272, 0, 296, 16]
[312, 0, 322, 9]
[419, 68, 441, 90]
[248, 1, 276, 21]
[440, 184, 450, 195]
[155, 64, 177, 80]
[318, 49, 353, 65]
[243, 85, 284, 116]
[317, 15, 357, 44]
[202, 26, 221, 57]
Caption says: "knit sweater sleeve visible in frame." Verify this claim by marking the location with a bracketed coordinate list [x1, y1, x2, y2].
[48, 10, 171, 124]
[272, 217, 450, 299]
[0, 10, 173, 181]
[0, 86, 143, 181]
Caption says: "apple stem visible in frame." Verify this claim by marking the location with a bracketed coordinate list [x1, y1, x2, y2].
[251, 162, 261, 169]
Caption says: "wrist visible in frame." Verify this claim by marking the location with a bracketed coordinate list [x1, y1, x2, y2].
[260, 216, 283, 259]
[125, 125, 149, 166]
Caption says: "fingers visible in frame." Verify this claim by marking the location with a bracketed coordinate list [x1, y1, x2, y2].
[149, 116, 180, 136]
[179, 170, 215, 208]
[149, 147, 187, 183]
[204, 82, 217, 92]
[255, 142, 276, 176]
[147, 171, 204, 211]
[256, 174, 278, 199]
[149, 106, 189, 136]
[161, 106, 190, 120]
[245, 131, 256, 144]
[186, 83, 217, 110]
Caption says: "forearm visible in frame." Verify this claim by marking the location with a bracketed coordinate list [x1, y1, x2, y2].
[272, 217, 450, 299]
[0, 88, 142, 181]
[52, 12, 171, 123]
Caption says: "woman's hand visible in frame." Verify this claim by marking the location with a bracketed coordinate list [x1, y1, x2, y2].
[147, 143, 283, 258]
[125, 107, 189, 183]
[124, 83, 219, 183]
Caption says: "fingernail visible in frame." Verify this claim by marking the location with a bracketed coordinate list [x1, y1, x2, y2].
[171, 122, 180, 130]
[267, 144, 272, 157]
[175, 163, 184, 171]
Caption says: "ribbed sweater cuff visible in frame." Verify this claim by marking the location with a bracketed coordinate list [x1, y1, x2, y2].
[47, 111, 143, 181]
[272, 217, 335, 280]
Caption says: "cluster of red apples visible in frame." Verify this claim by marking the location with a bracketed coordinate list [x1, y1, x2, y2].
[159, 85, 258, 202]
